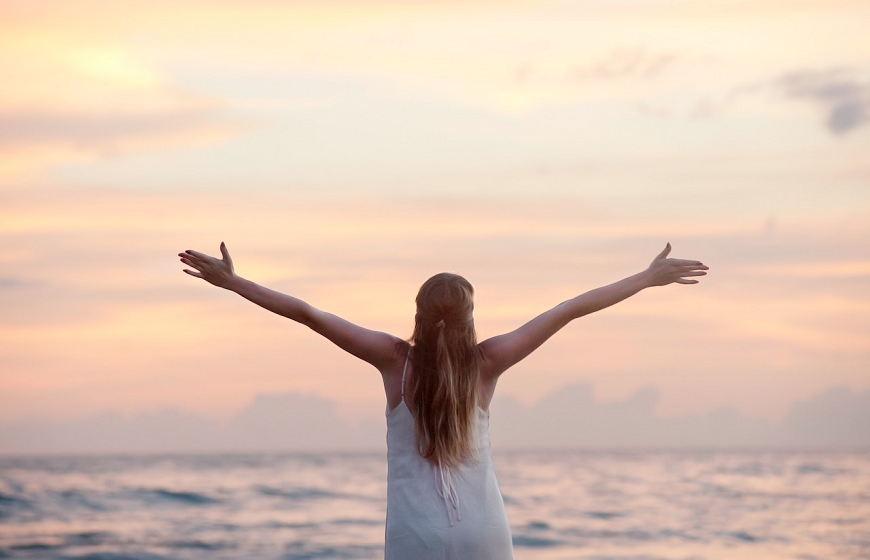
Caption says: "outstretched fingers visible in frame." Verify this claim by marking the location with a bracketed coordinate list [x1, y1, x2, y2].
[182, 249, 212, 261]
[674, 262, 708, 272]
[179, 255, 202, 270]
[673, 264, 707, 283]
[178, 252, 202, 265]
[673, 264, 707, 285]
[178, 251, 215, 282]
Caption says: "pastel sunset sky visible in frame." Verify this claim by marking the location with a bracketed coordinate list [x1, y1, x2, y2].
[2, 0, 868, 432]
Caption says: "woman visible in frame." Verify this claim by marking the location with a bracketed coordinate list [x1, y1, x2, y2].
[178, 242, 707, 559]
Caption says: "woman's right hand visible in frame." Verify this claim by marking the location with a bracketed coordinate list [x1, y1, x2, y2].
[178, 242, 237, 289]
[645, 243, 708, 287]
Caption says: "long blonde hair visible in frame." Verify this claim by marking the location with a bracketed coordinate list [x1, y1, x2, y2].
[409, 273, 480, 468]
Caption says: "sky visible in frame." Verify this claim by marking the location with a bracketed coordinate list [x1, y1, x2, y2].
[1, 0, 869, 448]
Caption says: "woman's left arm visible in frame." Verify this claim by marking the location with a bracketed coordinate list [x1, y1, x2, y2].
[477, 243, 707, 378]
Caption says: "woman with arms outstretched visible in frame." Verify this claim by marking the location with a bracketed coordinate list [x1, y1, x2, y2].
[178, 242, 707, 559]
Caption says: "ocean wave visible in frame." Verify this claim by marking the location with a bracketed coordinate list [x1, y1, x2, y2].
[329, 518, 383, 527]
[51, 489, 107, 511]
[134, 488, 218, 505]
[551, 507, 626, 520]
[0, 492, 26, 505]
[256, 486, 339, 500]
[562, 527, 656, 541]
[262, 520, 317, 530]
[280, 542, 382, 559]
[584, 510, 624, 520]
[10, 542, 62, 551]
[511, 535, 563, 548]
[728, 530, 763, 543]
[162, 539, 230, 551]
[63, 531, 113, 546]
[60, 553, 171, 560]
[0, 492, 29, 520]
[256, 485, 379, 503]
[796, 462, 850, 476]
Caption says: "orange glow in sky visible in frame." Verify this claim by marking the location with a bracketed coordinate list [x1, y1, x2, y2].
[1, 0, 868, 437]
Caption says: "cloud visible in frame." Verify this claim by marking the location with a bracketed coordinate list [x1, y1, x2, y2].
[0, 107, 241, 183]
[635, 67, 870, 131]
[0, 109, 235, 152]
[489, 384, 777, 449]
[778, 386, 870, 446]
[2, 385, 868, 454]
[0, 5, 245, 182]
[0, 276, 27, 289]
[229, 393, 383, 450]
[574, 47, 680, 82]
[776, 68, 870, 134]
[490, 384, 870, 449]
[0, 393, 383, 454]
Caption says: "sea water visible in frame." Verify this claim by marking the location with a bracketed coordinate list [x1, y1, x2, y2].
[0, 450, 868, 559]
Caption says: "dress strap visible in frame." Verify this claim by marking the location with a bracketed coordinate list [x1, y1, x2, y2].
[400, 351, 409, 399]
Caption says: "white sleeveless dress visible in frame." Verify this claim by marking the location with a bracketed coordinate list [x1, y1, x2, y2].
[385, 356, 514, 559]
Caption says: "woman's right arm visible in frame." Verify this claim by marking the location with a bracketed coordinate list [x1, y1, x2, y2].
[477, 243, 707, 379]
[180, 243, 402, 371]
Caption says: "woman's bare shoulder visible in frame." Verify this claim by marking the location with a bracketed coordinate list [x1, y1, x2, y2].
[383, 340, 412, 409]
[382, 340, 412, 378]
[476, 343, 499, 381]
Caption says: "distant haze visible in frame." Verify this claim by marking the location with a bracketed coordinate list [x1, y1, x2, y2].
[2, 384, 867, 455]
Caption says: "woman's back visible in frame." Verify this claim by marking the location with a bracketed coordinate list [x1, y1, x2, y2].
[385, 354, 513, 559]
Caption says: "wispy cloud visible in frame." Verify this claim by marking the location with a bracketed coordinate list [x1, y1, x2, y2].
[776, 68, 870, 134]
[573, 47, 681, 82]
[0, 108, 240, 182]
[0, 8, 243, 182]
[636, 66, 870, 133]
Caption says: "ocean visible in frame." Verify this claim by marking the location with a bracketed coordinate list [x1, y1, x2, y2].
[0, 450, 867, 559]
